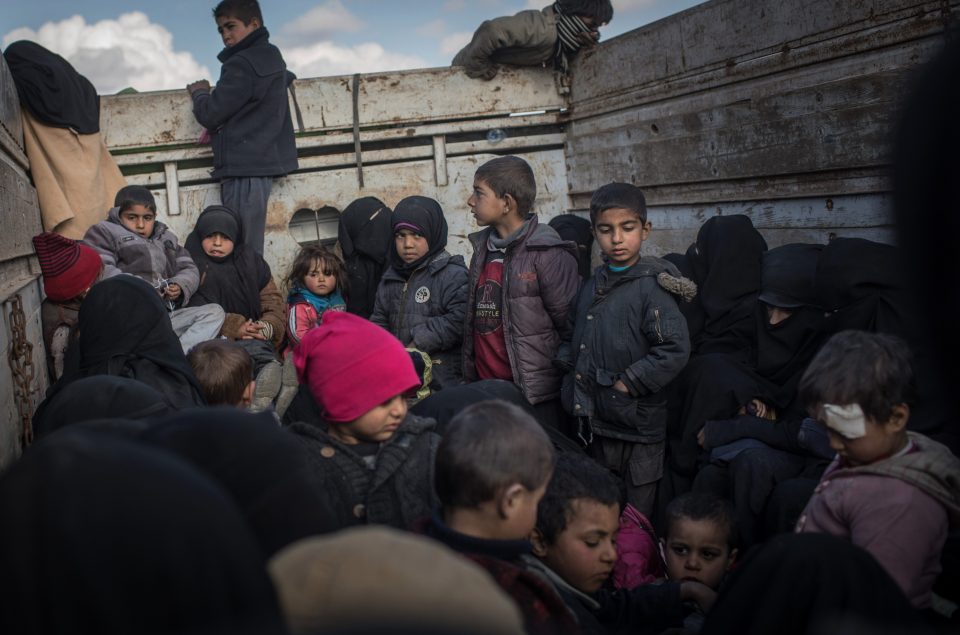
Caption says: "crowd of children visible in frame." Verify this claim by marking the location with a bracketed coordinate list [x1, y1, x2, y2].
[3, 0, 960, 633]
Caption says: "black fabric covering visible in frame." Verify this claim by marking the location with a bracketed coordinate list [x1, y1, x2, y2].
[893, 30, 960, 454]
[186, 205, 270, 319]
[390, 196, 449, 277]
[3, 40, 99, 133]
[686, 215, 767, 358]
[0, 427, 286, 635]
[663, 251, 706, 341]
[702, 533, 920, 635]
[32, 375, 175, 440]
[139, 409, 338, 559]
[548, 214, 593, 278]
[337, 197, 393, 318]
[60, 275, 206, 408]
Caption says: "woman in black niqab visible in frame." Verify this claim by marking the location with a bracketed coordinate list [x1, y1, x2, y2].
[0, 427, 287, 635]
[62, 275, 205, 408]
[337, 196, 393, 318]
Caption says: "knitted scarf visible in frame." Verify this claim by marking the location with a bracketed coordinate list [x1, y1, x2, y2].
[553, 2, 594, 73]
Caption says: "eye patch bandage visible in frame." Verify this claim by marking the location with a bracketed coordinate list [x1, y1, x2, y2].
[821, 403, 867, 439]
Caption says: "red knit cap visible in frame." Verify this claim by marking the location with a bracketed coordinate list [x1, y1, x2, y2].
[32, 232, 102, 302]
[293, 311, 419, 422]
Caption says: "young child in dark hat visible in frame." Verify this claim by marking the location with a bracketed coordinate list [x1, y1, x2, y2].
[32, 231, 103, 381]
[371, 195, 469, 390]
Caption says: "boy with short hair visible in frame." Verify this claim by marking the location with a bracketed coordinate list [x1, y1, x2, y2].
[84, 185, 224, 353]
[529, 454, 716, 634]
[187, 339, 255, 408]
[661, 493, 738, 591]
[187, 0, 298, 255]
[425, 399, 577, 634]
[796, 330, 960, 609]
[287, 311, 440, 531]
[462, 155, 580, 423]
[453, 0, 615, 79]
[560, 182, 693, 517]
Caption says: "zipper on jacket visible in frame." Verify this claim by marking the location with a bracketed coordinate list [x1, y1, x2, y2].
[396, 280, 411, 339]
[654, 307, 664, 344]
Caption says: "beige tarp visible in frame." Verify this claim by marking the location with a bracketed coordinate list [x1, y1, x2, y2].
[22, 109, 126, 239]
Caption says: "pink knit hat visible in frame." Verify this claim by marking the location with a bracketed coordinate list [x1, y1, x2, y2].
[293, 311, 419, 422]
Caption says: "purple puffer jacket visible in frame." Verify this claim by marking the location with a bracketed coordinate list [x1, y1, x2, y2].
[462, 215, 579, 405]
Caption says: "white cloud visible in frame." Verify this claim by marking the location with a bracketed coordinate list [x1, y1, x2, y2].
[2, 13, 210, 94]
[441, 31, 472, 56]
[279, 1, 365, 45]
[284, 41, 426, 78]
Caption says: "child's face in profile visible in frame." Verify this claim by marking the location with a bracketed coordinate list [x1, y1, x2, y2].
[819, 404, 909, 467]
[593, 207, 651, 269]
[395, 229, 430, 263]
[663, 517, 736, 590]
[331, 394, 407, 445]
[216, 15, 260, 48]
[119, 204, 156, 239]
[305, 259, 337, 296]
[201, 232, 235, 258]
[468, 179, 510, 227]
[535, 498, 620, 594]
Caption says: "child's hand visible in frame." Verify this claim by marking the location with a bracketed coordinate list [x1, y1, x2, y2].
[186, 80, 211, 96]
[576, 30, 600, 48]
[612, 379, 630, 395]
[164, 283, 182, 300]
[680, 580, 718, 612]
[240, 320, 266, 340]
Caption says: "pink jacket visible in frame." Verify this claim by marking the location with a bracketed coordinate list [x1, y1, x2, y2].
[797, 433, 960, 608]
[612, 504, 665, 589]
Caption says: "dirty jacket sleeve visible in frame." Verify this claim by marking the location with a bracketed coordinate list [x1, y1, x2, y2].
[191, 59, 253, 131]
[259, 278, 286, 348]
[452, 9, 557, 79]
[537, 247, 579, 342]
[167, 241, 199, 305]
[621, 285, 690, 397]
[82, 221, 124, 279]
[410, 265, 469, 354]
[369, 281, 391, 330]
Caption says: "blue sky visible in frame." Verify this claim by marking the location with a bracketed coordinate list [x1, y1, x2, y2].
[1, 1, 703, 93]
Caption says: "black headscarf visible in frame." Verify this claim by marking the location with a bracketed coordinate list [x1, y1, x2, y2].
[186, 205, 270, 319]
[32, 376, 175, 440]
[3, 40, 100, 134]
[390, 196, 448, 277]
[663, 251, 706, 340]
[702, 533, 920, 635]
[687, 215, 768, 357]
[549, 214, 593, 278]
[139, 408, 339, 559]
[338, 197, 393, 318]
[0, 427, 286, 635]
[67, 275, 206, 408]
[754, 244, 827, 409]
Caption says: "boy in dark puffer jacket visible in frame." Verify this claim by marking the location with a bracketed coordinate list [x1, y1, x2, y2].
[287, 311, 440, 530]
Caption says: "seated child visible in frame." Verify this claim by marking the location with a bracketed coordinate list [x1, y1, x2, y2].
[187, 339, 255, 408]
[796, 329, 960, 609]
[287, 311, 440, 530]
[463, 155, 580, 421]
[424, 399, 578, 634]
[453, 0, 614, 79]
[187, 0, 298, 255]
[370, 195, 469, 389]
[84, 185, 224, 353]
[560, 182, 692, 517]
[185, 205, 285, 408]
[528, 453, 715, 634]
[285, 244, 347, 347]
[31, 232, 103, 381]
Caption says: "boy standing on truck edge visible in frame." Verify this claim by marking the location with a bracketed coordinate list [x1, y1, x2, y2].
[187, 0, 298, 255]
[462, 155, 580, 427]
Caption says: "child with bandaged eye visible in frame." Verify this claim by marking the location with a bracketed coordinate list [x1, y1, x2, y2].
[795, 330, 960, 609]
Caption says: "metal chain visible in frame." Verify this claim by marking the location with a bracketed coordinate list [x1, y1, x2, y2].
[7, 294, 35, 448]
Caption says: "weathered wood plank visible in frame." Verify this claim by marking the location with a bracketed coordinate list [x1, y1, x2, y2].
[0, 54, 24, 152]
[101, 66, 565, 151]
[0, 157, 42, 261]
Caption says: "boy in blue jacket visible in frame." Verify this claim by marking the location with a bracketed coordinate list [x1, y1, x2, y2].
[187, 0, 298, 255]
